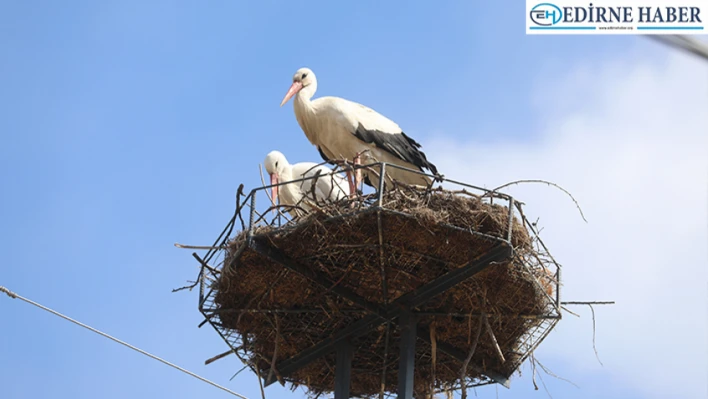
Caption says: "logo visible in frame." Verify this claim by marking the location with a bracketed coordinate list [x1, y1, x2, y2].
[530, 3, 563, 26]
[526, 0, 707, 35]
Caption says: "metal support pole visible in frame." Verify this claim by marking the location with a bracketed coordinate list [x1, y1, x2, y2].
[376, 163, 387, 206]
[334, 341, 353, 399]
[555, 265, 561, 313]
[247, 191, 257, 241]
[397, 309, 417, 399]
[506, 196, 515, 244]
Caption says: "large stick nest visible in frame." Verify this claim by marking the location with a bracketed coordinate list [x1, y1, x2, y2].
[212, 186, 557, 398]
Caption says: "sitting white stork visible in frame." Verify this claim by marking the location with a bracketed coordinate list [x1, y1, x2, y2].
[263, 150, 350, 217]
[279, 67, 439, 194]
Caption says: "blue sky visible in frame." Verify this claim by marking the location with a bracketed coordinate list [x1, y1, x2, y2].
[0, 1, 693, 398]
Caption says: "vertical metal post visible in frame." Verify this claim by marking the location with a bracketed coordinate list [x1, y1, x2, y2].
[335, 340, 353, 399]
[376, 163, 387, 207]
[555, 265, 562, 314]
[397, 309, 417, 399]
[506, 197, 515, 244]
[247, 191, 257, 242]
[198, 263, 206, 310]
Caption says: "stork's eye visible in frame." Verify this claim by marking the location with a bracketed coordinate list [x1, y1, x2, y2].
[301, 73, 308, 79]
[275, 162, 279, 167]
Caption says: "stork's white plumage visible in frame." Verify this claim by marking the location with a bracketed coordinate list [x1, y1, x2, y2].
[264, 150, 350, 217]
[279, 68, 439, 193]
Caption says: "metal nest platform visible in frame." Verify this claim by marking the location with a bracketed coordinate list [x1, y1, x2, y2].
[194, 162, 562, 399]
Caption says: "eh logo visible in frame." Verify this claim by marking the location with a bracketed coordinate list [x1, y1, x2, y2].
[530, 3, 563, 26]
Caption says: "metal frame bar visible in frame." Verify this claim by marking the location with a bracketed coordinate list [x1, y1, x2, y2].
[205, 308, 559, 319]
[260, 243, 512, 387]
[252, 160, 513, 200]
[249, 238, 382, 314]
[397, 310, 417, 399]
[334, 340, 353, 399]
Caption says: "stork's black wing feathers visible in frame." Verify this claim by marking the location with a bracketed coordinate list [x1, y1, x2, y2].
[363, 175, 374, 188]
[353, 124, 438, 175]
[317, 146, 335, 165]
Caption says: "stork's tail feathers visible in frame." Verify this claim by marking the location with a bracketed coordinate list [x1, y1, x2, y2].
[353, 124, 439, 176]
[400, 132, 439, 175]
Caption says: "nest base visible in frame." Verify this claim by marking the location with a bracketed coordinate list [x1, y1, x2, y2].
[200, 186, 560, 398]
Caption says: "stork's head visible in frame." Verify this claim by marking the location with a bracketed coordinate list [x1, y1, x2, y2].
[264, 150, 289, 206]
[280, 67, 316, 107]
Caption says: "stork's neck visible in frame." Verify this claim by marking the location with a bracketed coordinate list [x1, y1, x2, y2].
[293, 84, 318, 144]
[294, 84, 316, 112]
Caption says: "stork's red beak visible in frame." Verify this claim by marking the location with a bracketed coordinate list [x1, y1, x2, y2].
[280, 81, 303, 107]
[270, 173, 279, 207]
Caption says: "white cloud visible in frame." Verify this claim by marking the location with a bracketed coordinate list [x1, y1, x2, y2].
[425, 50, 708, 398]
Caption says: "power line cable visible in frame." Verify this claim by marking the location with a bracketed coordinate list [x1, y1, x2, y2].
[0, 285, 249, 399]
[646, 34, 708, 63]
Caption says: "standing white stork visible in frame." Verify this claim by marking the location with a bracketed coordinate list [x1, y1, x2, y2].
[263, 150, 350, 218]
[279, 67, 439, 194]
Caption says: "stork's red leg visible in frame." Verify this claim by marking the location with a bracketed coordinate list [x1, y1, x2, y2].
[353, 154, 362, 193]
[346, 170, 357, 198]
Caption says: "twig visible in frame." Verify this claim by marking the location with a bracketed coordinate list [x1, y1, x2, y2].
[487, 179, 587, 223]
[308, 170, 322, 208]
[534, 357, 579, 388]
[531, 353, 539, 390]
[172, 252, 220, 293]
[588, 304, 603, 366]
[252, 204, 300, 226]
[172, 280, 199, 293]
[236, 184, 246, 231]
[483, 314, 505, 363]
[448, 189, 483, 200]
[561, 306, 581, 317]
[266, 315, 281, 385]
[254, 362, 267, 399]
[174, 243, 223, 250]
[561, 300, 615, 320]
[535, 367, 553, 399]
[205, 349, 235, 365]
[460, 315, 483, 399]
[229, 364, 249, 381]
[193, 252, 220, 275]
